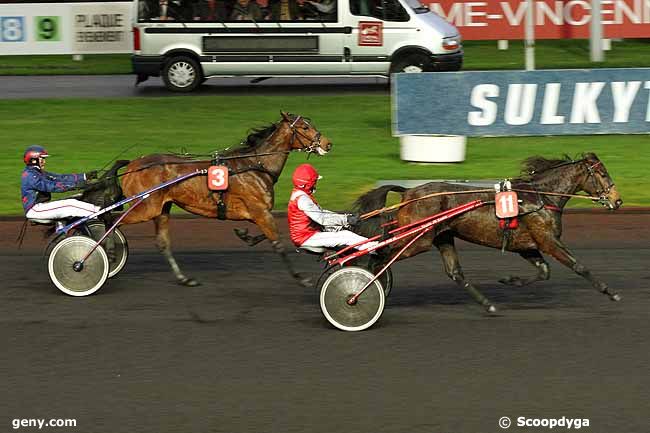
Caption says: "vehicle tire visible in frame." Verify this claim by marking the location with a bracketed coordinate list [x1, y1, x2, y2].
[354, 255, 393, 297]
[85, 221, 129, 278]
[319, 266, 385, 332]
[162, 56, 202, 92]
[389, 52, 434, 74]
[48, 235, 109, 297]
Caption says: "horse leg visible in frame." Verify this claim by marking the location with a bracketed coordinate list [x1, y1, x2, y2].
[153, 210, 199, 287]
[499, 249, 550, 287]
[536, 236, 620, 301]
[433, 234, 497, 313]
[233, 228, 267, 246]
[251, 210, 311, 287]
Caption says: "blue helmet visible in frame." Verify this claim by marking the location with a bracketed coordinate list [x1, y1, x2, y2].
[23, 145, 49, 165]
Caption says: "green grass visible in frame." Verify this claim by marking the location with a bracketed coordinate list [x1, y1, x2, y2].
[0, 54, 131, 75]
[1, 96, 648, 215]
[1, 40, 649, 75]
[463, 39, 650, 70]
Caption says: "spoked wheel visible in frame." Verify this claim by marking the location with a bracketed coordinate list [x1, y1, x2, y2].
[85, 221, 129, 278]
[377, 267, 393, 298]
[319, 266, 385, 332]
[366, 256, 393, 297]
[48, 236, 109, 297]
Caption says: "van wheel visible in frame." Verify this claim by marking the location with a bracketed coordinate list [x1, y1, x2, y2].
[162, 56, 202, 92]
[390, 53, 434, 74]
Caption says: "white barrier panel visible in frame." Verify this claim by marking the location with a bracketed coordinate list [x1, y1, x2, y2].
[399, 135, 467, 163]
[0, 2, 133, 55]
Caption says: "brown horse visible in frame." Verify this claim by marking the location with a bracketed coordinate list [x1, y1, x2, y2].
[115, 112, 331, 286]
[355, 153, 623, 313]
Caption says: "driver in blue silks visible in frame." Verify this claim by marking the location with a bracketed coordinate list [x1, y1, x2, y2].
[21, 145, 99, 220]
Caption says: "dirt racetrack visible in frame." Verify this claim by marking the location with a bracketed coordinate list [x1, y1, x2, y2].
[1, 211, 649, 433]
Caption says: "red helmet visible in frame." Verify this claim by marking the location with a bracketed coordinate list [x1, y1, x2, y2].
[23, 145, 49, 165]
[292, 163, 321, 192]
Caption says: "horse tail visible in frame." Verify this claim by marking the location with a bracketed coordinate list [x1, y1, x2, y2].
[82, 159, 130, 209]
[353, 185, 406, 238]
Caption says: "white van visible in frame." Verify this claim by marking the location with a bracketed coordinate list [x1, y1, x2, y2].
[132, 0, 462, 91]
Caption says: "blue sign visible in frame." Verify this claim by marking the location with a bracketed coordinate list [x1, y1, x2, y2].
[393, 68, 650, 137]
[1, 16, 26, 42]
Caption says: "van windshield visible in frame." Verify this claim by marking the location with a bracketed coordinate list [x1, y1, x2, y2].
[403, 0, 430, 13]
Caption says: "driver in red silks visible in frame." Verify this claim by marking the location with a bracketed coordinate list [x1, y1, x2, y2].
[287, 164, 378, 251]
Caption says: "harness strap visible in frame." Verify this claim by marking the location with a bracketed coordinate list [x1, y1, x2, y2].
[544, 204, 563, 213]
[212, 191, 228, 220]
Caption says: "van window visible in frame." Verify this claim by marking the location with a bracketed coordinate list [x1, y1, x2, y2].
[349, 0, 409, 22]
[137, 0, 337, 23]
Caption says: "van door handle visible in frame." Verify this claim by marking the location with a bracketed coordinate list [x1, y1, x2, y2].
[344, 27, 352, 34]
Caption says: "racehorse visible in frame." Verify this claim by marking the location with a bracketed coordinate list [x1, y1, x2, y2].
[90, 112, 331, 286]
[354, 153, 622, 313]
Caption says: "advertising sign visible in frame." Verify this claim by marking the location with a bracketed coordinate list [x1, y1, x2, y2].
[426, 0, 650, 39]
[0, 2, 132, 55]
[393, 69, 650, 136]
[358, 21, 383, 46]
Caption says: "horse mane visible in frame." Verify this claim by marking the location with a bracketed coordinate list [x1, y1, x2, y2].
[219, 123, 278, 157]
[515, 154, 577, 181]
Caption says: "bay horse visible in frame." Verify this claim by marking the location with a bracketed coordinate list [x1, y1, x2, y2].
[112, 112, 331, 286]
[354, 153, 623, 313]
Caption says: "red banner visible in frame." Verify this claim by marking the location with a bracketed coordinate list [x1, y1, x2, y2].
[425, 0, 650, 40]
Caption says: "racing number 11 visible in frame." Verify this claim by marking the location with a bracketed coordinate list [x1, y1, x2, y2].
[495, 191, 518, 219]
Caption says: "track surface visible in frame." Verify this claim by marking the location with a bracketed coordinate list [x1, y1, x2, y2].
[0, 75, 388, 99]
[1, 213, 649, 433]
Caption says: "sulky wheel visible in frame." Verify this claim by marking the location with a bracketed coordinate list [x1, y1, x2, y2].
[367, 256, 393, 298]
[320, 266, 385, 332]
[48, 235, 109, 297]
[85, 221, 129, 278]
[377, 267, 393, 298]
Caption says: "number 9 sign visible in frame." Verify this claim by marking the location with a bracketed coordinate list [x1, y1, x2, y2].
[208, 165, 229, 191]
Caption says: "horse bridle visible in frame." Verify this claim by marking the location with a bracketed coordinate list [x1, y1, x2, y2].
[529, 157, 615, 205]
[288, 116, 324, 154]
[584, 160, 615, 203]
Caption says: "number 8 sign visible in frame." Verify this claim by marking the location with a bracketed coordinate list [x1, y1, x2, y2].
[0, 17, 25, 42]
[208, 166, 229, 191]
[495, 191, 519, 219]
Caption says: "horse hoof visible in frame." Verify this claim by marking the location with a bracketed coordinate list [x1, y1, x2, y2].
[179, 278, 200, 287]
[610, 293, 622, 302]
[486, 304, 498, 314]
[299, 277, 313, 288]
[499, 276, 523, 287]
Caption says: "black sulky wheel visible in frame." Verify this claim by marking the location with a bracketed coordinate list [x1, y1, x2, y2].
[319, 266, 385, 332]
[378, 267, 393, 297]
[367, 256, 393, 297]
[85, 221, 129, 278]
[48, 235, 109, 297]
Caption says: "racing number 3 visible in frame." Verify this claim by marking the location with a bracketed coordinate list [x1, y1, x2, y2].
[495, 191, 518, 219]
[208, 166, 229, 191]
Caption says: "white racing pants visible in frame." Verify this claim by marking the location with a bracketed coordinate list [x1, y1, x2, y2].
[301, 230, 379, 251]
[26, 199, 100, 220]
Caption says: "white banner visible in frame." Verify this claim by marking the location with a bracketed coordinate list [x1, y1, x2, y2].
[0, 2, 132, 55]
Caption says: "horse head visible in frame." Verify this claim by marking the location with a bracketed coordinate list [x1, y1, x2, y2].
[579, 153, 622, 210]
[280, 111, 332, 155]
[81, 160, 130, 208]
